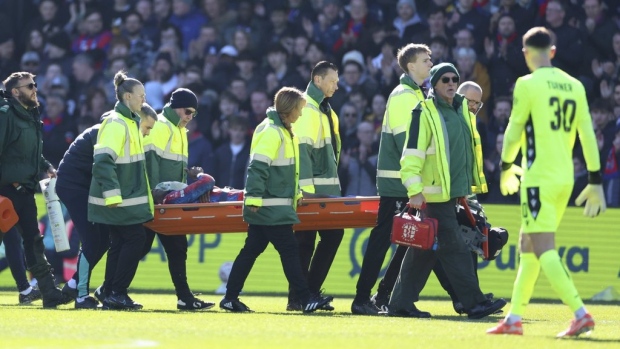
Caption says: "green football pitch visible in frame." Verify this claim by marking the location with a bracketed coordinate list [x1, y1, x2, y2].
[1, 292, 618, 349]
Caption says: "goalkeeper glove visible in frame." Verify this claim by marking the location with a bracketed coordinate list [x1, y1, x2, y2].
[575, 183, 606, 218]
[499, 162, 523, 196]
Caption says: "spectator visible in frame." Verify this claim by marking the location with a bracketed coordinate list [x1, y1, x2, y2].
[201, 0, 237, 35]
[412, 6, 451, 46]
[265, 43, 305, 92]
[235, 52, 263, 102]
[248, 90, 270, 131]
[42, 31, 73, 74]
[230, 28, 254, 57]
[594, 32, 620, 100]
[393, 0, 425, 41]
[80, 87, 112, 126]
[579, 0, 617, 62]
[603, 124, 620, 207]
[484, 14, 528, 99]
[450, 0, 490, 54]
[25, 0, 64, 40]
[210, 90, 239, 148]
[265, 5, 300, 47]
[72, 10, 113, 59]
[489, 0, 536, 35]
[591, 99, 617, 170]
[348, 88, 372, 122]
[153, 0, 173, 27]
[123, 10, 155, 79]
[25, 28, 46, 57]
[136, 0, 161, 42]
[20, 52, 42, 75]
[429, 36, 452, 65]
[482, 96, 512, 156]
[340, 121, 378, 196]
[41, 94, 76, 168]
[70, 53, 107, 110]
[187, 117, 215, 177]
[303, 0, 345, 52]
[454, 47, 490, 121]
[331, 51, 377, 111]
[339, 102, 360, 151]
[0, 35, 19, 80]
[213, 116, 250, 189]
[144, 53, 179, 110]
[298, 40, 328, 80]
[542, 0, 584, 78]
[168, 0, 207, 51]
[333, 0, 378, 56]
[366, 93, 386, 138]
[222, 0, 267, 53]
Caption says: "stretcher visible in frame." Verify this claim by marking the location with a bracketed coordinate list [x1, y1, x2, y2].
[144, 196, 380, 235]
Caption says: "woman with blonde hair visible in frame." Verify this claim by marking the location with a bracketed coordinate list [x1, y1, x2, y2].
[220, 86, 334, 313]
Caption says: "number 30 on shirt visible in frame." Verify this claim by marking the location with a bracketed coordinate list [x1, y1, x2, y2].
[549, 97, 576, 132]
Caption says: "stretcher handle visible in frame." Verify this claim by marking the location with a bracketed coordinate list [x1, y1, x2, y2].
[156, 196, 380, 209]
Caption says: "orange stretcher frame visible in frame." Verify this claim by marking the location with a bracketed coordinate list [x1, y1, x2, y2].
[144, 196, 380, 235]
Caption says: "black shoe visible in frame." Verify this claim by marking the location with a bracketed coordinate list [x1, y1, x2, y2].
[371, 292, 390, 312]
[42, 288, 74, 308]
[103, 292, 143, 310]
[220, 298, 254, 313]
[388, 304, 431, 318]
[61, 283, 78, 300]
[94, 285, 106, 303]
[351, 300, 381, 315]
[177, 297, 215, 310]
[467, 298, 507, 320]
[312, 290, 335, 311]
[286, 301, 302, 311]
[303, 294, 333, 313]
[75, 296, 101, 309]
[19, 288, 42, 304]
[453, 301, 465, 315]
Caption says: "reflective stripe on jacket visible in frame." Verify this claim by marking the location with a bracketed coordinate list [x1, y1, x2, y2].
[243, 108, 302, 226]
[376, 74, 425, 197]
[88, 102, 154, 225]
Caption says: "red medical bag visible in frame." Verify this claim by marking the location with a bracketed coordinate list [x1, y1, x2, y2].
[391, 204, 438, 250]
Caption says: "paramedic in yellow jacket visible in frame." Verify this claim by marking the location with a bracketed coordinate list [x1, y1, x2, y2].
[88, 71, 153, 310]
[220, 86, 333, 313]
[141, 88, 215, 311]
[389, 63, 506, 319]
[352, 43, 433, 315]
[286, 61, 341, 311]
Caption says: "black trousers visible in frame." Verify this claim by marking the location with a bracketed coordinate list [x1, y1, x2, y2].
[140, 227, 192, 300]
[0, 185, 54, 282]
[353, 196, 408, 303]
[2, 226, 29, 291]
[376, 245, 469, 303]
[57, 186, 110, 298]
[390, 200, 486, 311]
[103, 223, 146, 295]
[226, 224, 310, 304]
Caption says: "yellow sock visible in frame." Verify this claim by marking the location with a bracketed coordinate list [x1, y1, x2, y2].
[508, 253, 540, 316]
[539, 250, 584, 312]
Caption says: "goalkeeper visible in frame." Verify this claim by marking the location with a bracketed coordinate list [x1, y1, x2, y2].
[487, 27, 606, 338]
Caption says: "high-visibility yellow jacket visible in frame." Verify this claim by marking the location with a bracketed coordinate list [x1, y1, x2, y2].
[400, 95, 487, 202]
[376, 74, 426, 197]
[143, 105, 188, 184]
[243, 108, 303, 226]
[88, 102, 154, 225]
[295, 82, 341, 196]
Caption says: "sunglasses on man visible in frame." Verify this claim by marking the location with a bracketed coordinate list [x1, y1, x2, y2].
[184, 109, 197, 117]
[441, 76, 459, 84]
[15, 82, 37, 90]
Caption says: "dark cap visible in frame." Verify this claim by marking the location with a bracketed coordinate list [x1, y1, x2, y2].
[169, 88, 198, 110]
[429, 62, 459, 87]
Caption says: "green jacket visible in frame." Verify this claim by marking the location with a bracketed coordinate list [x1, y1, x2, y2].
[0, 96, 51, 190]
[295, 82, 341, 196]
[400, 94, 487, 202]
[244, 108, 302, 225]
[376, 74, 426, 197]
[88, 102, 154, 225]
[143, 105, 188, 185]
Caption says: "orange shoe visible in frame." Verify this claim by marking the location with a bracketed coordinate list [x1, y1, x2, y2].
[486, 319, 523, 335]
[557, 313, 595, 338]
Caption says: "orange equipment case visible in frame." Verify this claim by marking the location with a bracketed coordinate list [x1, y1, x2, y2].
[144, 196, 379, 235]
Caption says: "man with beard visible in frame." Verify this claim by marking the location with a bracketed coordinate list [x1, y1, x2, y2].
[0, 72, 72, 308]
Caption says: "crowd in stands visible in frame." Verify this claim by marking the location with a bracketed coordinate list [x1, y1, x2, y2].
[1, 0, 619, 206]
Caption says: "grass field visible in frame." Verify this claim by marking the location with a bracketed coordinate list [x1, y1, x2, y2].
[0, 292, 619, 349]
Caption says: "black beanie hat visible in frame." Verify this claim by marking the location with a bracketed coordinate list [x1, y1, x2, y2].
[169, 88, 198, 110]
[429, 62, 460, 87]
